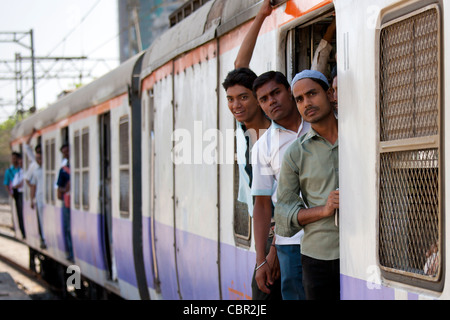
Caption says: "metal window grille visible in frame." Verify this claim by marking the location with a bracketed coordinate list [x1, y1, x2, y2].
[234, 161, 251, 247]
[81, 129, 89, 210]
[45, 138, 56, 204]
[74, 132, 80, 209]
[378, 6, 441, 282]
[119, 117, 130, 216]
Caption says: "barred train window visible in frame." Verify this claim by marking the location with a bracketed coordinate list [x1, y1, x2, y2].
[81, 128, 90, 210]
[45, 138, 56, 204]
[74, 131, 80, 209]
[119, 116, 130, 217]
[234, 161, 251, 247]
[73, 128, 90, 210]
[378, 5, 442, 286]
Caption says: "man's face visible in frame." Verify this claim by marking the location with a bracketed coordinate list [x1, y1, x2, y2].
[226, 84, 260, 123]
[11, 154, 18, 166]
[293, 78, 334, 124]
[36, 153, 42, 166]
[255, 80, 296, 122]
[332, 76, 338, 111]
[61, 146, 69, 159]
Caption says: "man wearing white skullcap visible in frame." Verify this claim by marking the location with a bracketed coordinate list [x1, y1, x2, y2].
[275, 69, 340, 300]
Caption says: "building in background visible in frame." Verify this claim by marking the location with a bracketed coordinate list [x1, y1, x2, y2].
[118, 0, 194, 63]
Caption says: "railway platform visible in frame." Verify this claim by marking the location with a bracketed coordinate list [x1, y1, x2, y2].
[0, 272, 31, 300]
[0, 227, 33, 300]
[0, 204, 56, 300]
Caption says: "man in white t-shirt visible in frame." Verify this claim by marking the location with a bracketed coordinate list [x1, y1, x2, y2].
[24, 129, 46, 249]
[251, 71, 310, 300]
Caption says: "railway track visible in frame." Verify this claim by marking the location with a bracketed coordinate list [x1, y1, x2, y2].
[0, 230, 63, 300]
[0, 203, 63, 300]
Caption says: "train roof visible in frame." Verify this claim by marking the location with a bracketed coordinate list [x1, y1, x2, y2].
[11, 0, 264, 142]
[141, 0, 261, 78]
[11, 52, 145, 141]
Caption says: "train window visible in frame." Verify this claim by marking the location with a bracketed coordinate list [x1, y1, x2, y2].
[285, 12, 336, 82]
[73, 128, 89, 210]
[119, 116, 130, 217]
[234, 161, 251, 247]
[378, 4, 443, 290]
[73, 131, 80, 209]
[44, 138, 56, 204]
[81, 128, 90, 210]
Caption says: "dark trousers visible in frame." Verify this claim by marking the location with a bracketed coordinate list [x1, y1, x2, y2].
[13, 189, 25, 238]
[302, 255, 340, 300]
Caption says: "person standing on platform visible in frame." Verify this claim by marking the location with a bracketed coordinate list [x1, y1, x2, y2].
[4, 152, 25, 239]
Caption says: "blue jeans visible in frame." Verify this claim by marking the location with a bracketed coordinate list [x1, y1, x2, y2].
[276, 244, 305, 300]
[63, 205, 73, 260]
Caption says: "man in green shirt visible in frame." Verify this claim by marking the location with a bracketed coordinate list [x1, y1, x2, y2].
[275, 70, 339, 300]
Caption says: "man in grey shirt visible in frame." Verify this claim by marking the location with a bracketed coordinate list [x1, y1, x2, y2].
[275, 70, 339, 300]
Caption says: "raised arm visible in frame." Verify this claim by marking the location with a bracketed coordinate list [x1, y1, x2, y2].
[24, 128, 37, 162]
[234, 0, 273, 69]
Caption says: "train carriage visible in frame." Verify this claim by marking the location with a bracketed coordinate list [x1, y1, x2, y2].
[10, 52, 146, 299]
[337, 0, 446, 299]
[8, 0, 450, 300]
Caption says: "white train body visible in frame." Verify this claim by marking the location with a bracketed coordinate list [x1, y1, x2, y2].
[9, 0, 448, 300]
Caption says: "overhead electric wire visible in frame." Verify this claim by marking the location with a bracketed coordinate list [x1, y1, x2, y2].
[44, 0, 102, 58]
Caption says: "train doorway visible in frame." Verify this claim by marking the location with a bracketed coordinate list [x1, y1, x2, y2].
[99, 112, 117, 281]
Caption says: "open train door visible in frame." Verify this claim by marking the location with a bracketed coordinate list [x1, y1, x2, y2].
[99, 112, 117, 282]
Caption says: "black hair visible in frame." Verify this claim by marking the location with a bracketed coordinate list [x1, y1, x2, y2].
[330, 65, 337, 81]
[12, 151, 22, 159]
[35, 144, 42, 154]
[310, 78, 330, 92]
[60, 143, 69, 152]
[252, 71, 290, 97]
[222, 68, 258, 91]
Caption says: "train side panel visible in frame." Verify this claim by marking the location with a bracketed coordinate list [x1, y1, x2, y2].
[336, 0, 384, 299]
[109, 96, 141, 299]
[217, 17, 283, 300]
[172, 41, 221, 300]
[40, 129, 67, 263]
[69, 112, 109, 287]
[141, 64, 179, 300]
[337, 0, 448, 299]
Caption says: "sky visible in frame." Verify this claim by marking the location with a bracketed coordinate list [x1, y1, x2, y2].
[0, 0, 120, 123]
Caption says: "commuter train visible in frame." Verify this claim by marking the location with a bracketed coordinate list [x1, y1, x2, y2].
[8, 0, 449, 300]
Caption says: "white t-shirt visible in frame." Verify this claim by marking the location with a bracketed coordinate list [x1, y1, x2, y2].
[251, 120, 310, 245]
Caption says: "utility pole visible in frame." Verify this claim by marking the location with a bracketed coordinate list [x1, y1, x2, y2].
[30, 29, 37, 114]
[0, 30, 36, 119]
[0, 30, 111, 121]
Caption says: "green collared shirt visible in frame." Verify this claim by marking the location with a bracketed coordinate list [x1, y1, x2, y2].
[274, 128, 339, 260]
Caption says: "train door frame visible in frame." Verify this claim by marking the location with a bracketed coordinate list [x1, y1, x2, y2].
[281, 4, 336, 82]
[129, 54, 150, 300]
[99, 112, 116, 282]
[146, 88, 161, 293]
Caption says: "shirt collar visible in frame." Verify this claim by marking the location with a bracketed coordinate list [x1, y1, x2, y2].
[302, 127, 339, 147]
[237, 121, 246, 131]
[271, 119, 305, 135]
